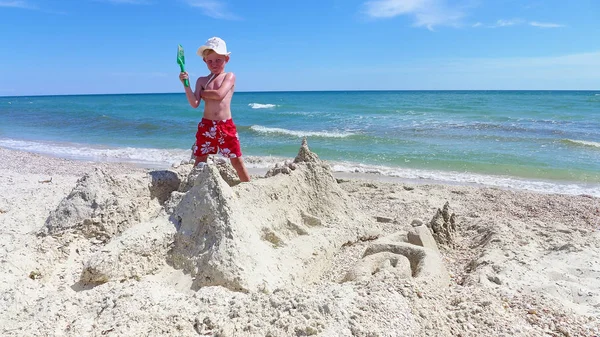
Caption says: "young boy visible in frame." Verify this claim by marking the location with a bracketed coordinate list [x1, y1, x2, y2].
[179, 37, 250, 182]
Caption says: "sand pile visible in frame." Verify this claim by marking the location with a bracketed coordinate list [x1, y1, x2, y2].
[41, 167, 161, 241]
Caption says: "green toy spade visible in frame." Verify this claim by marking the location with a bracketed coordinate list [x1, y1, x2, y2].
[177, 44, 189, 87]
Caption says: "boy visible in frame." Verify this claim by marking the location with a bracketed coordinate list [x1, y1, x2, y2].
[179, 37, 250, 182]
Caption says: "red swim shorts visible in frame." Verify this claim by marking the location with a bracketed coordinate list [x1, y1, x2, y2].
[193, 118, 242, 158]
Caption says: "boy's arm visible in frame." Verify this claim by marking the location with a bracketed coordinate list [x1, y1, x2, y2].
[183, 76, 203, 108]
[201, 73, 235, 100]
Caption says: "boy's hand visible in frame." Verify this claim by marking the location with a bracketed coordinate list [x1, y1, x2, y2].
[179, 72, 189, 86]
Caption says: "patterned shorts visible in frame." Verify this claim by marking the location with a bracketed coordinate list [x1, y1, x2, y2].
[193, 118, 242, 158]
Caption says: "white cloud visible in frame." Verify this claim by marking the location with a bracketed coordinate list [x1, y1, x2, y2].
[0, 1, 38, 9]
[492, 19, 522, 27]
[184, 0, 239, 20]
[487, 19, 565, 29]
[362, 1, 567, 32]
[363, 0, 465, 30]
[530, 21, 565, 28]
[364, 0, 424, 17]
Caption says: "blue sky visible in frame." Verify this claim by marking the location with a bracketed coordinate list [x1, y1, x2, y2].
[0, 0, 598, 95]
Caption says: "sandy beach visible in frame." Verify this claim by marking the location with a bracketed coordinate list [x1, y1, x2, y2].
[1, 144, 599, 337]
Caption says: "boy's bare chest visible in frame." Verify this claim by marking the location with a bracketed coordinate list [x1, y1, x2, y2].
[204, 73, 225, 90]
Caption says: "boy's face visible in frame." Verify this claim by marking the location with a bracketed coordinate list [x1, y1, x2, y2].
[204, 52, 229, 74]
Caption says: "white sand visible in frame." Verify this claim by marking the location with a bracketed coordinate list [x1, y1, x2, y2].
[1, 145, 599, 337]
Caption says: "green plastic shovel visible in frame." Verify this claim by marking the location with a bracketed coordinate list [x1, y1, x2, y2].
[177, 44, 189, 87]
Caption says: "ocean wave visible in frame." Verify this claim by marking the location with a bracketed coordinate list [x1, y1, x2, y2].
[249, 125, 354, 138]
[248, 103, 277, 109]
[328, 161, 600, 197]
[0, 138, 189, 168]
[562, 139, 600, 149]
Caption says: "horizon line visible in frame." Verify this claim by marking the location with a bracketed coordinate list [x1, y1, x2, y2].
[2, 89, 599, 98]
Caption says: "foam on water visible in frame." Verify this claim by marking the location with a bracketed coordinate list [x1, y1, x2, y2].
[0, 138, 292, 170]
[250, 125, 354, 138]
[248, 103, 277, 109]
[0, 138, 189, 168]
[562, 139, 600, 149]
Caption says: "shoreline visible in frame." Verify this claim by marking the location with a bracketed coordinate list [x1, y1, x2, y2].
[2, 145, 599, 198]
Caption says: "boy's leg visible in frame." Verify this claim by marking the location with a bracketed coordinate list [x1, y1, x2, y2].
[194, 155, 209, 167]
[230, 157, 250, 182]
[217, 119, 249, 181]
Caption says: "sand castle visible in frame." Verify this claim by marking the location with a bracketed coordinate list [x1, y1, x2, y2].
[40, 139, 450, 293]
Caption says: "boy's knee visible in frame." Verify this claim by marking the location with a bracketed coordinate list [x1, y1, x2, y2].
[194, 155, 208, 166]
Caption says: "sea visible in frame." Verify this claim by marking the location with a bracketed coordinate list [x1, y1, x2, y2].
[1, 91, 599, 196]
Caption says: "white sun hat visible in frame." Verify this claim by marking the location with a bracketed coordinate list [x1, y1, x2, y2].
[197, 37, 231, 58]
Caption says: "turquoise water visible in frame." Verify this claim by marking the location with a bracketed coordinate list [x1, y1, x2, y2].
[1, 91, 599, 195]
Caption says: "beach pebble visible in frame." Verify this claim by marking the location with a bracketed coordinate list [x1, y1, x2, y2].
[411, 219, 424, 227]
[376, 216, 393, 223]
[487, 275, 502, 285]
